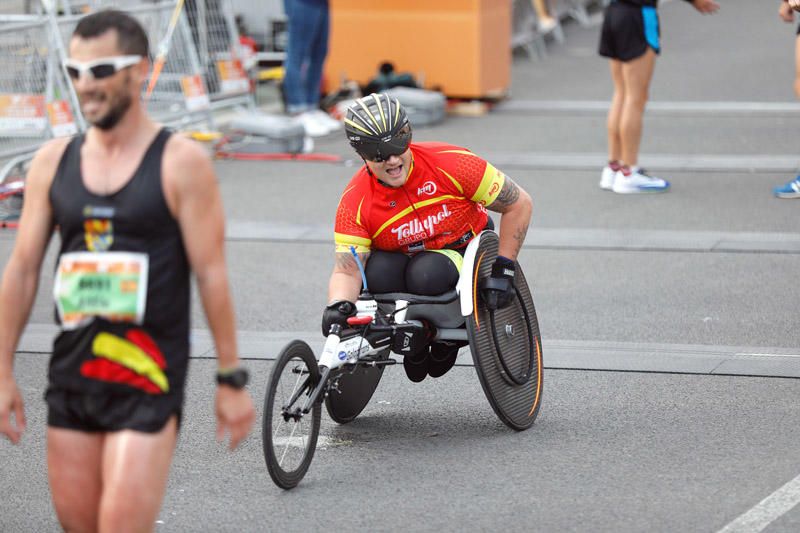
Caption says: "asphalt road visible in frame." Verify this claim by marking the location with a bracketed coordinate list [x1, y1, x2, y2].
[2, 0, 800, 531]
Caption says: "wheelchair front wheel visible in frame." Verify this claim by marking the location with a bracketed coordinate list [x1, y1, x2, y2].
[263, 340, 321, 489]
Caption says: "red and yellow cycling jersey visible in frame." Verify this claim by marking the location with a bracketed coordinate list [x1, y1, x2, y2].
[334, 142, 505, 254]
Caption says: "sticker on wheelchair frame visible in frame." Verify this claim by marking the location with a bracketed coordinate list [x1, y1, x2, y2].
[402, 332, 412, 351]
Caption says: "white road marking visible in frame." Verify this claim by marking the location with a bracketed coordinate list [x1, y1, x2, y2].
[718, 474, 800, 533]
[272, 435, 341, 449]
[496, 100, 800, 114]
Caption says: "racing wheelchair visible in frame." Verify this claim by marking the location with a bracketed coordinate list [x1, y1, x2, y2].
[262, 231, 543, 489]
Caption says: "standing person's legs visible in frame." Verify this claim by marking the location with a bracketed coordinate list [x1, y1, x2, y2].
[48, 417, 178, 532]
[607, 60, 625, 163]
[794, 30, 800, 98]
[619, 47, 656, 168]
[304, 2, 329, 110]
[601, 59, 625, 189]
[612, 47, 669, 193]
[282, 0, 312, 114]
[773, 30, 800, 198]
[282, 0, 331, 136]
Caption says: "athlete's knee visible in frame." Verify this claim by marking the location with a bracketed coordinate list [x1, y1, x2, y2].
[54, 503, 98, 533]
[99, 488, 163, 533]
[405, 251, 460, 296]
[365, 250, 408, 293]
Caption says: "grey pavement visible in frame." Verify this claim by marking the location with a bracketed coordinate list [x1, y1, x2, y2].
[3, 0, 800, 531]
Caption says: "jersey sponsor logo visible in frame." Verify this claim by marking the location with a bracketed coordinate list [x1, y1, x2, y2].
[391, 204, 451, 246]
[417, 181, 437, 196]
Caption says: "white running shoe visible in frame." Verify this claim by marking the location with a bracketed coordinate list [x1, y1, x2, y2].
[311, 109, 342, 131]
[600, 165, 616, 190]
[294, 111, 330, 137]
[612, 167, 670, 194]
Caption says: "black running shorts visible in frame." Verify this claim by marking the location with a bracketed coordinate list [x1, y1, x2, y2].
[46, 388, 182, 433]
[599, 0, 661, 61]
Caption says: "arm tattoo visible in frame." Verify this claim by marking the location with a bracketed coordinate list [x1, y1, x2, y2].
[334, 251, 369, 273]
[514, 225, 528, 248]
[487, 177, 520, 213]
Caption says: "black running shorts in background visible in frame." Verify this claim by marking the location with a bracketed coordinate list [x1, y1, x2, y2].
[46, 388, 182, 433]
[599, 0, 661, 61]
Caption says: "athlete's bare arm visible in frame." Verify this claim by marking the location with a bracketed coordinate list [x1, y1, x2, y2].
[791, 0, 800, 13]
[781, 0, 795, 22]
[162, 135, 254, 449]
[691, 0, 719, 14]
[0, 138, 66, 444]
[485, 175, 533, 261]
[328, 251, 369, 303]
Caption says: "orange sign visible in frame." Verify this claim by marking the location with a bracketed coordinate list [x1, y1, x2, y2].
[47, 100, 78, 137]
[216, 59, 249, 95]
[180, 75, 210, 111]
[0, 94, 47, 134]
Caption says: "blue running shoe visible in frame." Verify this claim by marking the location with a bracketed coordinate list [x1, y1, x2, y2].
[773, 177, 800, 198]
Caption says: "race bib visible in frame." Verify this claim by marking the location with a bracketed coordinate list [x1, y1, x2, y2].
[54, 252, 148, 330]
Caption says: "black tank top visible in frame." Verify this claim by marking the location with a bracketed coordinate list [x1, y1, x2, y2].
[48, 129, 191, 397]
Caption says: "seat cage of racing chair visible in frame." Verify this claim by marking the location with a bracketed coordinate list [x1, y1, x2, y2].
[372, 290, 466, 338]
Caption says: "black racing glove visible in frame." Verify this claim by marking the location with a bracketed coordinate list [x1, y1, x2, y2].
[481, 256, 516, 310]
[321, 300, 356, 336]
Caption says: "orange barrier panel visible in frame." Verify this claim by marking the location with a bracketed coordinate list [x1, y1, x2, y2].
[324, 0, 511, 99]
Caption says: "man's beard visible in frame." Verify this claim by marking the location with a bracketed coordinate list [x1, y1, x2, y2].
[92, 90, 133, 131]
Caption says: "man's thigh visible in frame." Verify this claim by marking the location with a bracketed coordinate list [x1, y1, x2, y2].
[99, 416, 179, 532]
[47, 427, 104, 531]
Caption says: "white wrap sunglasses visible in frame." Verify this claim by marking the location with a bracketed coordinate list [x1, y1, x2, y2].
[64, 55, 143, 80]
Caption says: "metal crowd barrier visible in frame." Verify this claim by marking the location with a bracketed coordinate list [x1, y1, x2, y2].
[0, 14, 80, 183]
[183, 0, 255, 112]
[512, 0, 610, 60]
[52, 0, 218, 130]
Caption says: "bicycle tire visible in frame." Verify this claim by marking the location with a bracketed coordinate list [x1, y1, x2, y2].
[263, 340, 322, 489]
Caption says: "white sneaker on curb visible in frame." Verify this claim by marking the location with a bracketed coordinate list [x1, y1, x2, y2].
[294, 111, 330, 137]
[600, 165, 617, 190]
[612, 167, 670, 194]
[312, 109, 342, 131]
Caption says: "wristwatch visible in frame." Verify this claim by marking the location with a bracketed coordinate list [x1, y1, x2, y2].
[216, 367, 249, 389]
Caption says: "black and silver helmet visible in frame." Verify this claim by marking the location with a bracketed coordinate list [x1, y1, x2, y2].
[344, 93, 412, 162]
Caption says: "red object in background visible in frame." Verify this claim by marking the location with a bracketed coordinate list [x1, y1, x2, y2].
[239, 35, 257, 54]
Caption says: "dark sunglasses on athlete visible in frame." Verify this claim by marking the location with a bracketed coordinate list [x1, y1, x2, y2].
[64, 55, 142, 81]
[356, 125, 412, 163]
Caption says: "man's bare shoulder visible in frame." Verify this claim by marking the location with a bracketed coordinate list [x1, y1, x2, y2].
[160, 133, 218, 212]
[163, 133, 214, 178]
[27, 136, 72, 187]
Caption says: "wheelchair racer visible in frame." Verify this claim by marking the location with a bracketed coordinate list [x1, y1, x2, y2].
[323, 93, 533, 382]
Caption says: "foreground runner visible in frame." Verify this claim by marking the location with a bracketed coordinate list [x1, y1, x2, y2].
[774, 0, 800, 198]
[323, 93, 533, 382]
[0, 10, 254, 531]
[599, 0, 719, 194]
